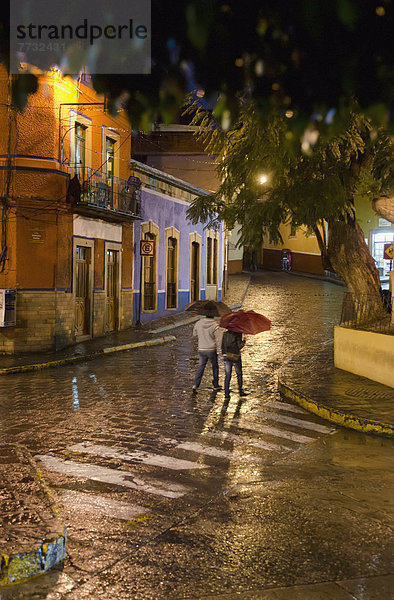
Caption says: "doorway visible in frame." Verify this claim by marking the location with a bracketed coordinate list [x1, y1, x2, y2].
[105, 248, 119, 332]
[75, 245, 92, 338]
[371, 230, 394, 284]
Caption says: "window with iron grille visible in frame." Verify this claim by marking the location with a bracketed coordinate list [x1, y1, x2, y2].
[206, 237, 212, 284]
[166, 237, 177, 309]
[190, 241, 200, 302]
[213, 238, 218, 285]
[74, 123, 86, 181]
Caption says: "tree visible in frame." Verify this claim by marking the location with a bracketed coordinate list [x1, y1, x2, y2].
[185, 99, 394, 307]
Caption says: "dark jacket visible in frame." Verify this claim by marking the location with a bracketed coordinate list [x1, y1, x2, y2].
[221, 330, 244, 356]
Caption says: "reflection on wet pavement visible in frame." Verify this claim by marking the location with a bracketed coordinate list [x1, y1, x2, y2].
[1, 273, 393, 599]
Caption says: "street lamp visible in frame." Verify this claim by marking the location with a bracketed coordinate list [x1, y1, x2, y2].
[259, 174, 268, 185]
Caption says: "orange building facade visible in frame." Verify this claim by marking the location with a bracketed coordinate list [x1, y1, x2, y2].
[0, 66, 139, 353]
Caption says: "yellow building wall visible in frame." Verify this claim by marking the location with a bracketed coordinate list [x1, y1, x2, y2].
[262, 222, 324, 274]
[0, 65, 131, 196]
[334, 326, 394, 388]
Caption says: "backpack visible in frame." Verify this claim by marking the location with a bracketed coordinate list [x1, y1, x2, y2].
[222, 330, 242, 361]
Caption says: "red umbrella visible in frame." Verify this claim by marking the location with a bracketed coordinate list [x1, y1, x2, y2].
[219, 310, 271, 334]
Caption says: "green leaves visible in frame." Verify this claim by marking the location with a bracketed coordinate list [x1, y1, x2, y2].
[187, 97, 392, 254]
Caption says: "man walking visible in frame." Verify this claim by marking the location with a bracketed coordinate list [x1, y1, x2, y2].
[192, 315, 222, 393]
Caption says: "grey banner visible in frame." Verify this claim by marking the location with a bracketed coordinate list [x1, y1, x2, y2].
[10, 0, 151, 74]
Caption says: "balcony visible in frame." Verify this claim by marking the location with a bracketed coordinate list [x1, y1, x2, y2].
[72, 168, 142, 222]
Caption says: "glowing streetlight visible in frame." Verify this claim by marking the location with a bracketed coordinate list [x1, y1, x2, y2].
[259, 174, 268, 185]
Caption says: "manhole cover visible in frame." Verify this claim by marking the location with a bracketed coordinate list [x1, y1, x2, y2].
[345, 387, 393, 402]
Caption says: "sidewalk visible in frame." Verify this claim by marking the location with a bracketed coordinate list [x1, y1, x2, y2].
[278, 341, 394, 437]
[0, 271, 393, 587]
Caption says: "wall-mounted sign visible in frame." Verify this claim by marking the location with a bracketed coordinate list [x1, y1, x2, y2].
[0, 289, 16, 327]
[29, 228, 45, 243]
[383, 243, 393, 260]
[140, 240, 155, 256]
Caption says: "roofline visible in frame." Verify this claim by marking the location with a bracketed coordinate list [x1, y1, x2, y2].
[130, 159, 210, 196]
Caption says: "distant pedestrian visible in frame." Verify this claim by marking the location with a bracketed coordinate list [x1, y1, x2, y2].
[250, 250, 258, 271]
[192, 315, 222, 393]
[221, 329, 249, 399]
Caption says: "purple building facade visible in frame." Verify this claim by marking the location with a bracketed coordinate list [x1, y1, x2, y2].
[130, 161, 225, 324]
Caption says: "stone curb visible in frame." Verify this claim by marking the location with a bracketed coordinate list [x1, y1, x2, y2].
[0, 336, 176, 376]
[0, 445, 67, 587]
[278, 379, 394, 438]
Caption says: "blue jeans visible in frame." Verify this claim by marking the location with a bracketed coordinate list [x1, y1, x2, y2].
[224, 358, 243, 396]
[194, 351, 219, 388]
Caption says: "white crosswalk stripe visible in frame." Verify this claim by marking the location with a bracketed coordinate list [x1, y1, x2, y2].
[231, 420, 315, 444]
[253, 410, 335, 434]
[37, 403, 335, 520]
[68, 442, 207, 470]
[36, 455, 190, 498]
[59, 490, 149, 520]
[163, 439, 262, 462]
[264, 400, 307, 414]
[201, 430, 287, 452]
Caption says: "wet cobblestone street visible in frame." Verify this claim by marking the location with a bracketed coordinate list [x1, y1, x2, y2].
[1, 272, 393, 600]
[0, 272, 344, 453]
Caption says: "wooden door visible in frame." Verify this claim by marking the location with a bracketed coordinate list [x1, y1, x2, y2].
[75, 246, 91, 337]
[143, 233, 156, 311]
[105, 249, 119, 332]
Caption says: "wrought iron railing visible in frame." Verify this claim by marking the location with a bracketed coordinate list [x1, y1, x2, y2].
[340, 291, 393, 334]
[79, 168, 141, 215]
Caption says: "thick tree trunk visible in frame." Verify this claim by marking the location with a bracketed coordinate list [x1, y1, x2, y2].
[327, 220, 385, 320]
[313, 224, 334, 272]
[373, 195, 394, 224]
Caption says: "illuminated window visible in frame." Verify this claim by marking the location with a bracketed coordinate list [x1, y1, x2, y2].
[106, 137, 116, 184]
[74, 123, 86, 181]
[290, 223, 297, 237]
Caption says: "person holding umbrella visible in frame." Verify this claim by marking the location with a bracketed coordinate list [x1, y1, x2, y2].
[219, 309, 272, 400]
[192, 313, 222, 393]
[221, 328, 249, 399]
[187, 300, 231, 394]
